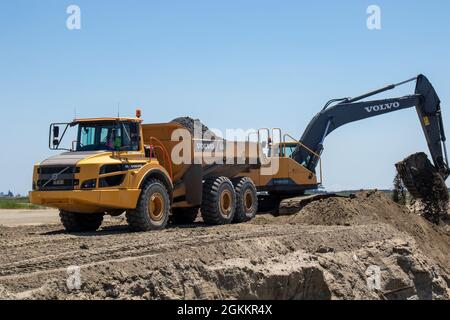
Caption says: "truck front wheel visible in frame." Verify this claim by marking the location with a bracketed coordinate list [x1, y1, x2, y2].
[126, 179, 170, 231]
[59, 210, 104, 232]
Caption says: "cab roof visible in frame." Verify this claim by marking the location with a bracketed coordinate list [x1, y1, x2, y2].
[72, 117, 142, 124]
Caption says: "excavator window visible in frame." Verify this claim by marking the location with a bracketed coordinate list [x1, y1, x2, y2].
[284, 145, 295, 158]
[283, 144, 297, 158]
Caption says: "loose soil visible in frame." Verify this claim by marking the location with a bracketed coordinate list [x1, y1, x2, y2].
[171, 117, 220, 139]
[396, 152, 449, 224]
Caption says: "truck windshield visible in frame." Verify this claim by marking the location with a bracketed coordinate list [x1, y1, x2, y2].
[76, 121, 140, 152]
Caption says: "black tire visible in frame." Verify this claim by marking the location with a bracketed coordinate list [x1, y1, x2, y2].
[126, 179, 170, 232]
[232, 177, 258, 222]
[171, 207, 199, 224]
[59, 210, 104, 232]
[201, 176, 236, 225]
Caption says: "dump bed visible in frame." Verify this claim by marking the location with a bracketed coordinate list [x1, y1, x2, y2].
[142, 122, 262, 180]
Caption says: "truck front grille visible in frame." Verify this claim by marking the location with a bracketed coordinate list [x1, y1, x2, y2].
[37, 166, 79, 191]
[37, 179, 79, 190]
[38, 166, 80, 174]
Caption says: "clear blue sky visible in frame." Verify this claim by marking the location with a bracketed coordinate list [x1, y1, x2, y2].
[1, 0, 449, 195]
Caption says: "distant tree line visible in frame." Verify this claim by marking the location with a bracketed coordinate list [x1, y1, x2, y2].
[0, 190, 20, 198]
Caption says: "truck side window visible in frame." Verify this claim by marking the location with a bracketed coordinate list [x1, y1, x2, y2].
[80, 127, 96, 147]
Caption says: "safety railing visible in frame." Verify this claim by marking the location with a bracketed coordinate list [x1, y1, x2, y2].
[246, 128, 282, 158]
[245, 129, 323, 184]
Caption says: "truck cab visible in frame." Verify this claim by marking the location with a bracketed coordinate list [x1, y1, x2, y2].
[30, 115, 174, 232]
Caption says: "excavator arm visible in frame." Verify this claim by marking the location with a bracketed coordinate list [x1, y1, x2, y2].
[293, 75, 449, 181]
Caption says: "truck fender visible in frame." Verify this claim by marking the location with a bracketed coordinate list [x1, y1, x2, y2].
[137, 168, 173, 198]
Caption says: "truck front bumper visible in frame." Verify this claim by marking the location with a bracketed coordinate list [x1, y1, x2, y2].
[29, 189, 141, 213]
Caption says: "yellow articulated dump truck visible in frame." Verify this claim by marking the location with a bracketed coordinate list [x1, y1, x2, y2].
[30, 75, 449, 232]
[30, 112, 320, 232]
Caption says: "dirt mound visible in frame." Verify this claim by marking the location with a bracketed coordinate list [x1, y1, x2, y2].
[283, 191, 404, 226]
[255, 191, 450, 274]
[254, 191, 401, 226]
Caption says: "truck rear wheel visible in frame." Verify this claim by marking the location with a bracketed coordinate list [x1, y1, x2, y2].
[59, 210, 104, 232]
[171, 207, 199, 224]
[232, 177, 258, 222]
[126, 179, 170, 232]
[201, 177, 236, 225]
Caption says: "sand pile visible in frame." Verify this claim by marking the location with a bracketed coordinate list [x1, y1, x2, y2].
[256, 191, 450, 275]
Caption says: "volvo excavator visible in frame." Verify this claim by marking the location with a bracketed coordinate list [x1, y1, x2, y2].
[30, 74, 448, 232]
[291, 74, 449, 205]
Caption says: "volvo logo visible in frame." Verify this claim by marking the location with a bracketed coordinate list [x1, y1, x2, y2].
[365, 102, 400, 113]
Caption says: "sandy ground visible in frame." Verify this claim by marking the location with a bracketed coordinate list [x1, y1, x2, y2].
[0, 209, 118, 227]
[0, 191, 449, 300]
[0, 209, 60, 226]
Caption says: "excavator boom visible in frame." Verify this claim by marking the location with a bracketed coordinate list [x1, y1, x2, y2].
[292, 74, 448, 200]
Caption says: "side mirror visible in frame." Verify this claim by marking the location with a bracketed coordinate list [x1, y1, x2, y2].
[49, 123, 71, 151]
[53, 125, 60, 138]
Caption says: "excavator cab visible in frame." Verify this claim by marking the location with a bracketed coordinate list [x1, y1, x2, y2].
[270, 142, 297, 158]
[280, 142, 297, 158]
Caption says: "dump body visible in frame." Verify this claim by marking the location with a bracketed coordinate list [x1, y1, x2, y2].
[142, 122, 319, 208]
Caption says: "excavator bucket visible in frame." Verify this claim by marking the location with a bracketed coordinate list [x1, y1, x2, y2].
[396, 152, 447, 200]
[395, 152, 449, 222]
